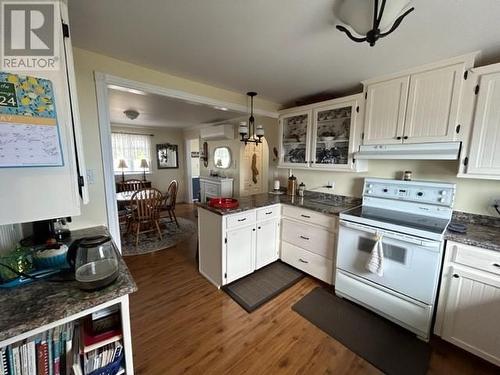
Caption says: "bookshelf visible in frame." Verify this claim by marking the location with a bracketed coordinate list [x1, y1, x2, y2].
[0, 227, 137, 374]
[0, 296, 133, 375]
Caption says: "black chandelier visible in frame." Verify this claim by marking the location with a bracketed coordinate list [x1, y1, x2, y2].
[239, 92, 264, 145]
[336, 0, 415, 47]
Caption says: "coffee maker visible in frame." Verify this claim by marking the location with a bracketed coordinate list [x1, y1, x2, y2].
[32, 217, 71, 244]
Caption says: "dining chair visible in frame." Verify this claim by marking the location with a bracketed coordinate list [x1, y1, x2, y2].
[129, 188, 164, 246]
[161, 180, 179, 228]
[119, 179, 145, 192]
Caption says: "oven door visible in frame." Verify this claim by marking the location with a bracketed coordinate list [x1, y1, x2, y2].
[336, 220, 443, 305]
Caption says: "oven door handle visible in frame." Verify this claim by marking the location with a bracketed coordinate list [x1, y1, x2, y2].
[339, 220, 440, 249]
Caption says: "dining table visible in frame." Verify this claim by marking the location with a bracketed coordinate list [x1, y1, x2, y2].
[116, 190, 170, 204]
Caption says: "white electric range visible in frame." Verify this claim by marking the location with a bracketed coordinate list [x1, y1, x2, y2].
[335, 178, 456, 340]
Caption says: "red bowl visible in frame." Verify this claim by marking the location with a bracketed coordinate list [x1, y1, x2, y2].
[208, 197, 239, 209]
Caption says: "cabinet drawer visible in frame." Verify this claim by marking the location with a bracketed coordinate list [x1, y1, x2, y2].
[281, 241, 333, 284]
[282, 205, 337, 231]
[256, 205, 281, 221]
[282, 219, 335, 259]
[226, 210, 256, 229]
[204, 182, 219, 196]
[450, 242, 500, 276]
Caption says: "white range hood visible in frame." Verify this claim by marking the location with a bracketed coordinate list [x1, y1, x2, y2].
[355, 142, 461, 160]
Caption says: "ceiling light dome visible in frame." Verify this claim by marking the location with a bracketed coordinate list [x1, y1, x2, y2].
[336, 0, 414, 46]
[124, 109, 139, 120]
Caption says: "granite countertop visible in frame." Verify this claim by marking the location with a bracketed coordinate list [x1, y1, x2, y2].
[0, 226, 137, 343]
[197, 191, 361, 216]
[445, 211, 500, 252]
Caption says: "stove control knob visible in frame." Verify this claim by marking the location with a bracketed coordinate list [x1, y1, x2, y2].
[367, 190, 373, 194]
[417, 192, 424, 197]
[383, 188, 388, 193]
[367, 184, 373, 188]
[438, 197, 445, 203]
[440, 190, 447, 196]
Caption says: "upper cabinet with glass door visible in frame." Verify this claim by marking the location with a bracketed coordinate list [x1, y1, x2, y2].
[312, 100, 356, 170]
[278, 94, 367, 172]
[279, 109, 312, 168]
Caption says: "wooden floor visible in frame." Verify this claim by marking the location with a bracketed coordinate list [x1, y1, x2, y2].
[124, 204, 499, 375]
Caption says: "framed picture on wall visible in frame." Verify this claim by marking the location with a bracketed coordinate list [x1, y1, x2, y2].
[156, 143, 179, 169]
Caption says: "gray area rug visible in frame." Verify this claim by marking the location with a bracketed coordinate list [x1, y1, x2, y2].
[292, 287, 431, 375]
[121, 217, 197, 256]
[223, 261, 304, 312]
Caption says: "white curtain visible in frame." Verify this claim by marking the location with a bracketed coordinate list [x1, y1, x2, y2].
[112, 132, 152, 173]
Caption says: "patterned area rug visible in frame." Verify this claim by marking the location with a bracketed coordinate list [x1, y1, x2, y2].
[121, 217, 197, 256]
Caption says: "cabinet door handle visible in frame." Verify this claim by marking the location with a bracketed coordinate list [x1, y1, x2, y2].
[452, 274, 460, 278]
[258, 226, 261, 230]
[237, 218, 246, 222]
[300, 214, 311, 218]
[492, 263, 500, 268]
[252, 228, 256, 232]
[298, 258, 309, 264]
[396, 136, 402, 140]
[265, 211, 273, 215]
[403, 136, 409, 140]
[299, 235, 310, 240]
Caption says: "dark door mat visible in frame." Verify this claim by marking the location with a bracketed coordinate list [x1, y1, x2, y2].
[292, 287, 431, 375]
[223, 261, 304, 313]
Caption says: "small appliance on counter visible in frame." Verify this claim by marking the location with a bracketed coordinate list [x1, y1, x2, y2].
[68, 236, 120, 291]
[32, 217, 72, 244]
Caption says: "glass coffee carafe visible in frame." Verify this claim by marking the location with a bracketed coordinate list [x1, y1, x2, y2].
[69, 236, 119, 291]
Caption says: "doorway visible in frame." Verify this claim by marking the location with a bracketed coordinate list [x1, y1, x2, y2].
[94, 73, 277, 250]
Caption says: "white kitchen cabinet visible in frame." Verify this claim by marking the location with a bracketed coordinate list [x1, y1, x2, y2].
[199, 176, 234, 203]
[311, 96, 365, 171]
[460, 64, 500, 179]
[362, 53, 476, 147]
[255, 218, 280, 269]
[198, 205, 281, 287]
[403, 64, 464, 143]
[280, 207, 337, 284]
[0, 1, 88, 225]
[278, 109, 312, 168]
[363, 77, 409, 145]
[278, 94, 366, 172]
[441, 266, 500, 366]
[435, 241, 500, 366]
[226, 224, 256, 283]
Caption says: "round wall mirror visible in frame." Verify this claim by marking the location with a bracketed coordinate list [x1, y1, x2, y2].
[213, 147, 231, 169]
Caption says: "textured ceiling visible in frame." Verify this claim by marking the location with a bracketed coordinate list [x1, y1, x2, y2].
[69, 0, 500, 106]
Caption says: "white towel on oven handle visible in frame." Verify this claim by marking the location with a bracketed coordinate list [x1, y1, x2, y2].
[366, 233, 384, 277]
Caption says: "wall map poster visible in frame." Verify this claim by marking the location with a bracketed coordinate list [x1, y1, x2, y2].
[0, 72, 63, 167]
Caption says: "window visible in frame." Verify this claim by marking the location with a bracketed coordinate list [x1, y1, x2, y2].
[112, 132, 152, 174]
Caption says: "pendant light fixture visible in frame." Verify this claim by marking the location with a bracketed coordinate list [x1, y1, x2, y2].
[336, 0, 414, 47]
[239, 92, 264, 145]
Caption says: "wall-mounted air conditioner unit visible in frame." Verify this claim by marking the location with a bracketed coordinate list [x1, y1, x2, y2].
[200, 124, 235, 141]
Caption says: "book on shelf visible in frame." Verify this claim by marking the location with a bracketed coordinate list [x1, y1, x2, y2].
[0, 307, 124, 375]
[0, 322, 76, 375]
[83, 341, 123, 375]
